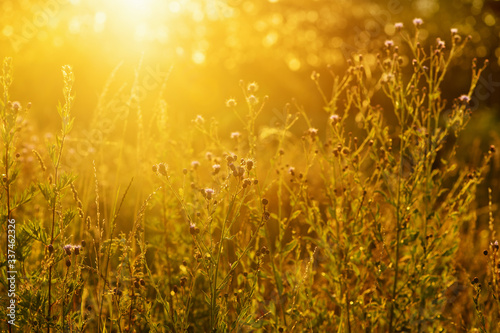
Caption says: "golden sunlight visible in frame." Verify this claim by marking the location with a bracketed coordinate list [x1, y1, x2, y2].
[1, 1, 499, 330]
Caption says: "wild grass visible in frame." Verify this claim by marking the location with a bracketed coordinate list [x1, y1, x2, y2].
[1, 21, 499, 332]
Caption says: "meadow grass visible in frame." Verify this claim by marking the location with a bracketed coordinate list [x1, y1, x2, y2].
[1, 21, 499, 332]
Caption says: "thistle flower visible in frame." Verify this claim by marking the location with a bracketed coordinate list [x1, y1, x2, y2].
[451, 28, 458, 35]
[191, 160, 200, 170]
[212, 164, 221, 174]
[458, 95, 470, 103]
[330, 114, 340, 124]
[413, 18, 423, 27]
[394, 22, 403, 31]
[308, 128, 318, 138]
[204, 188, 214, 200]
[384, 40, 394, 49]
[231, 132, 241, 139]
[63, 245, 72, 255]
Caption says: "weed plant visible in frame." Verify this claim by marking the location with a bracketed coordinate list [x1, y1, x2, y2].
[1, 20, 499, 332]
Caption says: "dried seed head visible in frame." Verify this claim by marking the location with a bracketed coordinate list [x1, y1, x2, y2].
[48, 244, 54, 253]
[226, 98, 237, 108]
[158, 163, 168, 176]
[262, 198, 269, 205]
[247, 95, 258, 105]
[247, 82, 259, 93]
[65, 259, 71, 267]
[246, 159, 254, 171]
[73, 245, 81, 255]
[81, 240, 86, 247]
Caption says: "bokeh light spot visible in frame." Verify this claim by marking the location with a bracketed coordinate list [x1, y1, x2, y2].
[287, 55, 301, 71]
[192, 51, 206, 64]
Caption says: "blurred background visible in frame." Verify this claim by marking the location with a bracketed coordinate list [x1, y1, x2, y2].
[1, 0, 499, 208]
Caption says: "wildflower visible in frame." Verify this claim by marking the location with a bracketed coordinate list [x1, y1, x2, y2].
[48, 244, 54, 253]
[458, 95, 470, 103]
[262, 198, 269, 205]
[394, 22, 403, 31]
[247, 95, 258, 105]
[65, 259, 71, 267]
[492, 240, 499, 250]
[330, 114, 340, 124]
[451, 28, 458, 35]
[73, 245, 81, 255]
[308, 128, 318, 138]
[226, 98, 237, 107]
[212, 164, 221, 174]
[204, 188, 214, 200]
[63, 244, 72, 255]
[382, 73, 394, 84]
[194, 115, 205, 125]
[247, 82, 259, 93]
[413, 18, 423, 27]
[289, 167, 295, 176]
[231, 132, 240, 139]
[436, 38, 445, 49]
[189, 223, 200, 235]
[384, 40, 394, 49]
[205, 151, 212, 160]
[11, 101, 21, 111]
[81, 240, 86, 247]
[490, 145, 496, 154]
[191, 161, 200, 170]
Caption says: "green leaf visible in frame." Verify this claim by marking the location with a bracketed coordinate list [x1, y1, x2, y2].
[282, 239, 298, 256]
